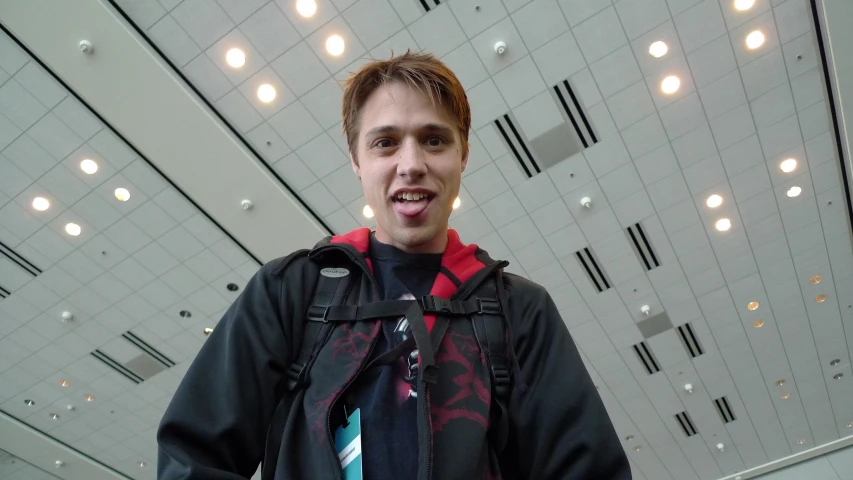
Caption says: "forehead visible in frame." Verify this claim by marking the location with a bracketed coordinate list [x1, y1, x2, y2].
[358, 81, 455, 133]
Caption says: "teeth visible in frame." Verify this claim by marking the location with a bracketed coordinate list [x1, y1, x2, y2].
[397, 192, 428, 201]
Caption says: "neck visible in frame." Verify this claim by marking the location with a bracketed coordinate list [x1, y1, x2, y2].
[373, 228, 448, 254]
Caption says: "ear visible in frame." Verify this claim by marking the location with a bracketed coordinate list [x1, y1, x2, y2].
[460, 145, 470, 173]
[350, 151, 361, 178]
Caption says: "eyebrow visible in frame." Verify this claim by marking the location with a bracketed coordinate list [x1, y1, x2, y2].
[364, 123, 455, 138]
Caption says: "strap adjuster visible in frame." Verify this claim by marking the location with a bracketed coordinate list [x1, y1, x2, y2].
[307, 304, 329, 322]
[478, 298, 501, 315]
[286, 362, 309, 389]
[492, 365, 510, 396]
[421, 295, 454, 314]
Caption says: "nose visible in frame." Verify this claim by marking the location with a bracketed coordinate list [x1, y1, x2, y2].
[396, 138, 427, 179]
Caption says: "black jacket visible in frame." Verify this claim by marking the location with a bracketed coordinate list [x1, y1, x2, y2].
[157, 228, 630, 479]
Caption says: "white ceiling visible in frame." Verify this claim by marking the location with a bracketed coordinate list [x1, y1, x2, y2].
[0, 448, 61, 480]
[1, 0, 852, 479]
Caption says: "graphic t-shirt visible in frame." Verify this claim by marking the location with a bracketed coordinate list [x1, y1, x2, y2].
[345, 234, 441, 480]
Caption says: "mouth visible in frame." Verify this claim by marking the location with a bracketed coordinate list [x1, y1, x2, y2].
[391, 190, 435, 218]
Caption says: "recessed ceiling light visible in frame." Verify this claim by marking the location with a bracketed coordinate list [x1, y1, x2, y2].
[846, 421, 853, 428]
[706, 194, 723, 208]
[226, 283, 239, 292]
[833, 373, 843, 380]
[80, 159, 98, 174]
[633, 445, 643, 452]
[625, 435, 634, 441]
[753, 319, 764, 328]
[787, 186, 802, 198]
[746, 30, 765, 49]
[734, 0, 755, 10]
[257, 84, 276, 103]
[780, 158, 797, 172]
[780, 392, 790, 399]
[84, 394, 95, 402]
[796, 439, 805, 445]
[776, 379, 786, 386]
[363, 205, 374, 218]
[715, 218, 731, 231]
[326, 35, 345, 56]
[59, 379, 70, 387]
[204, 327, 214, 336]
[225, 48, 245, 68]
[830, 359, 841, 366]
[661, 75, 680, 94]
[139, 461, 147, 468]
[32, 196, 50, 211]
[809, 275, 822, 285]
[648, 41, 668, 58]
[296, 0, 317, 17]
[452, 197, 461, 209]
[747, 301, 759, 311]
[50, 412, 60, 420]
[815, 294, 827, 303]
[180, 310, 192, 318]
[24, 399, 35, 406]
[65, 223, 81, 236]
[115, 187, 131, 202]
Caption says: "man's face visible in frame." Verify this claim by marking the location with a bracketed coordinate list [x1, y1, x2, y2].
[351, 81, 468, 253]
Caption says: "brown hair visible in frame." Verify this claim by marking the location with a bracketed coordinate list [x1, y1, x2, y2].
[341, 50, 471, 162]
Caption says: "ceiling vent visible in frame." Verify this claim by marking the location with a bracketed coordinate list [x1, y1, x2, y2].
[552, 80, 598, 148]
[675, 411, 699, 437]
[676, 322, 704, 358]
[417, 0, 441, 13]
[714, 396, 736, 424]
[91, 331, 176, 384]
[495, 114, 541, 178]
[0, 285, 9, 299]
[0, 240, 41, 276]
[626, 223, 660, 271]
[632, 341, 661, 375]
[575, 247, 611, 293]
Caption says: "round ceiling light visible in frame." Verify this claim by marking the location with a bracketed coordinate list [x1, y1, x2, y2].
[780, 158, 797, 173]
[225, 48, 245, 68]
[65, 223, 81, 236]
[363, 205, 374, 218]
[833, 373, 843, 380]
[780, 392, 790, 399]
[648, 41, 668, 58]
[84, 394, 95, 402]
[204, 327, 214, 336]
[633, 445, 643, 452]
[706, 194, 723, 208]
[32, 196, 50, 211]
[115, 188, 131, 202]
[734, 0, 755, 10]
[776, 379, 786, 386]
[715, 218, 731, 231]
[753, 319, 764, 328]
[326, 35, 345, 56]
[59, 379, 70, 387]
[796, 439, 805, 445]
[50, 413, 60, 420]
[257, 84, 276, 103]
[452, 197, 461, 209]
[296, 0, 317, 17]
[80, 159, 98, 174]
[24, 399, 35, 406]
[787, 186, 802, 198]
[809, 275, 822, 285]
[746, 30, 765, 50]
[847, 421, 853, 428]
[747, 301, 759, 311]
[661, 75, 680, 94]
[815, 294, 827, 303]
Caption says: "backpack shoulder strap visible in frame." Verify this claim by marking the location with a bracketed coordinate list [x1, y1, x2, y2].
[285, 265, 354, 391]
[470, 270, 511, 453]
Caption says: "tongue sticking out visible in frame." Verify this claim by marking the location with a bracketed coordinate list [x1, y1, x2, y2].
[394, 197, 431, 218]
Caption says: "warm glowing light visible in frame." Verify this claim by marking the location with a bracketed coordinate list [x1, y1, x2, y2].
[80, 159, 98, 174]
[747, 301, 760, 311]
[661, 75, 680, 94]
[257, 84, 276, 103]
[715, 218, 731, 231]
[787, 186, 802, 198]
[65, 223, 81, 236]
[58, 379, 70, 387]
[753, 319, 764, 328]
[780, 158, 797, 173]
[84, 394, 95, 402]
[452, 197, 461, 209]
[780, 392, 790, 399]
[815, 294, 827, 303]
[810, 275, 822, 285]
[706, 194, 723, 208]
[746, 30, 765, 49]
[326, 35, 345, 56]
[296, 0, 317, 17]
[734, 0, 755, 11]
[363, 205, 374, 218]
[115, 188, 131, 202]
[32, 197, 50, 211]
[648, 41, 668, 58]
[225, 48, 245, 68]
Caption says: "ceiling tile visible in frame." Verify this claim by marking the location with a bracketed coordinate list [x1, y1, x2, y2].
[471, 17, 529, 76]
[728, 10, 780, 67]
[467, 79, 509, 130]
[615, 0, 672, 40]
[782, 32, 817, 79]
[514, 171, 561, 212]
[148, 15, 201, 67]
[171, 0, 235, 49]
[301, 181, 342, 216]
[798, 101, 830, 142]
[4, 135, 58, 181]
[463, 163, 511, 204]
[585, 136, 633, 178]
[214, 89, 263, 133]
[513, 91, 564, 140]
[631, 21, 683, 78]
[0, 112, 22, 152]
[683, 154, 727, 194]
[450, 0, 508, 39]
[156, 225, 204, 263]
[710, 103, 756, 150]
[512, 0, 569, 51]
[530, 198, 575, 236]
[114, 0, 166, 29]
[531, 31, 586, 87]
[774, 0, 812, 44]
[185, 249, 230, 284]
[238, 6, 300, 64]
[441, 43, 490, 91]
[88, 130, 137, 170]
[673, 0, 727, 53]
[621, 114, 669, 160]
[645, 55, 697, 110]
[605, 80, 656, 131]
[500, 215, 543, 250]
[343, 0, 405, 51]
[587, 102, 619, 140]
[246, 123, 291, 163]
[659, 92, 706, 140]
[269, 101, 324, 150]
[276, 0, 339, 37]
[718, 0, 772, 29]
[301, 78, 344, 130]
[321, 163, 362, 206]
[648, 171, 692, 211]
[729, 163, 772, 204]
[14, 62, 66, 109]
[296, 133, 348, 179]
[273, 153, 318, 191]
[804, 131, 835, 168]
[572, 7, 629, 64]
[493, 56, 546, 108]
[557, 0, 611, 27]
[545, 223, 586, 258]
[740, 48, 787, 101]
[480, 191, 525, 230]
[408, 4, 466, 58]
[305, 17, 367, 74]
[757, 114, 801, 159]
[0, 79, 47, 131]
[699, 70, 747, 120]
[27, 113, 84, 162]
[270, 43, 330, 98]
[449, 207, 494, 242]
[750, 82, 796, 130]
[591, 46, 643, 99]
[547, 152, 595, 195]
[516, 238, 558, 273]
[599, 163, 644, 203]
[686, 33, 738, 89]
[0, 153, 33, 200]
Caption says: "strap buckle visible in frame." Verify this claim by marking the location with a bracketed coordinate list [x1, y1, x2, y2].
[306, 304, 329, 322]
[421, 295, 454, 314]
[286, 362, 309, 390]
[491, 365, 511, 397]
[478, 298, 501, 315]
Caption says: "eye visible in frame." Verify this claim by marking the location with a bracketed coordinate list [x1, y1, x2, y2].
[374, 139, 394, 148]
[426, 136, 445, 147]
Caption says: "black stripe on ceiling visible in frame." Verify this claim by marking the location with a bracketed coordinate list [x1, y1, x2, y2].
[0, 240, 41, 275]
[0, 21, 270, 267]
[564, 80, 597, 144]
[495, 119, 532, 178]
[419, 0, 431, 11]
[810, 0, 853, 246]
[117, 3, 335, 237]
[553, 85, 588, 148]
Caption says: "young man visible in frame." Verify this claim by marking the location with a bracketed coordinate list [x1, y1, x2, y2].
[157, 52, 630, 479]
